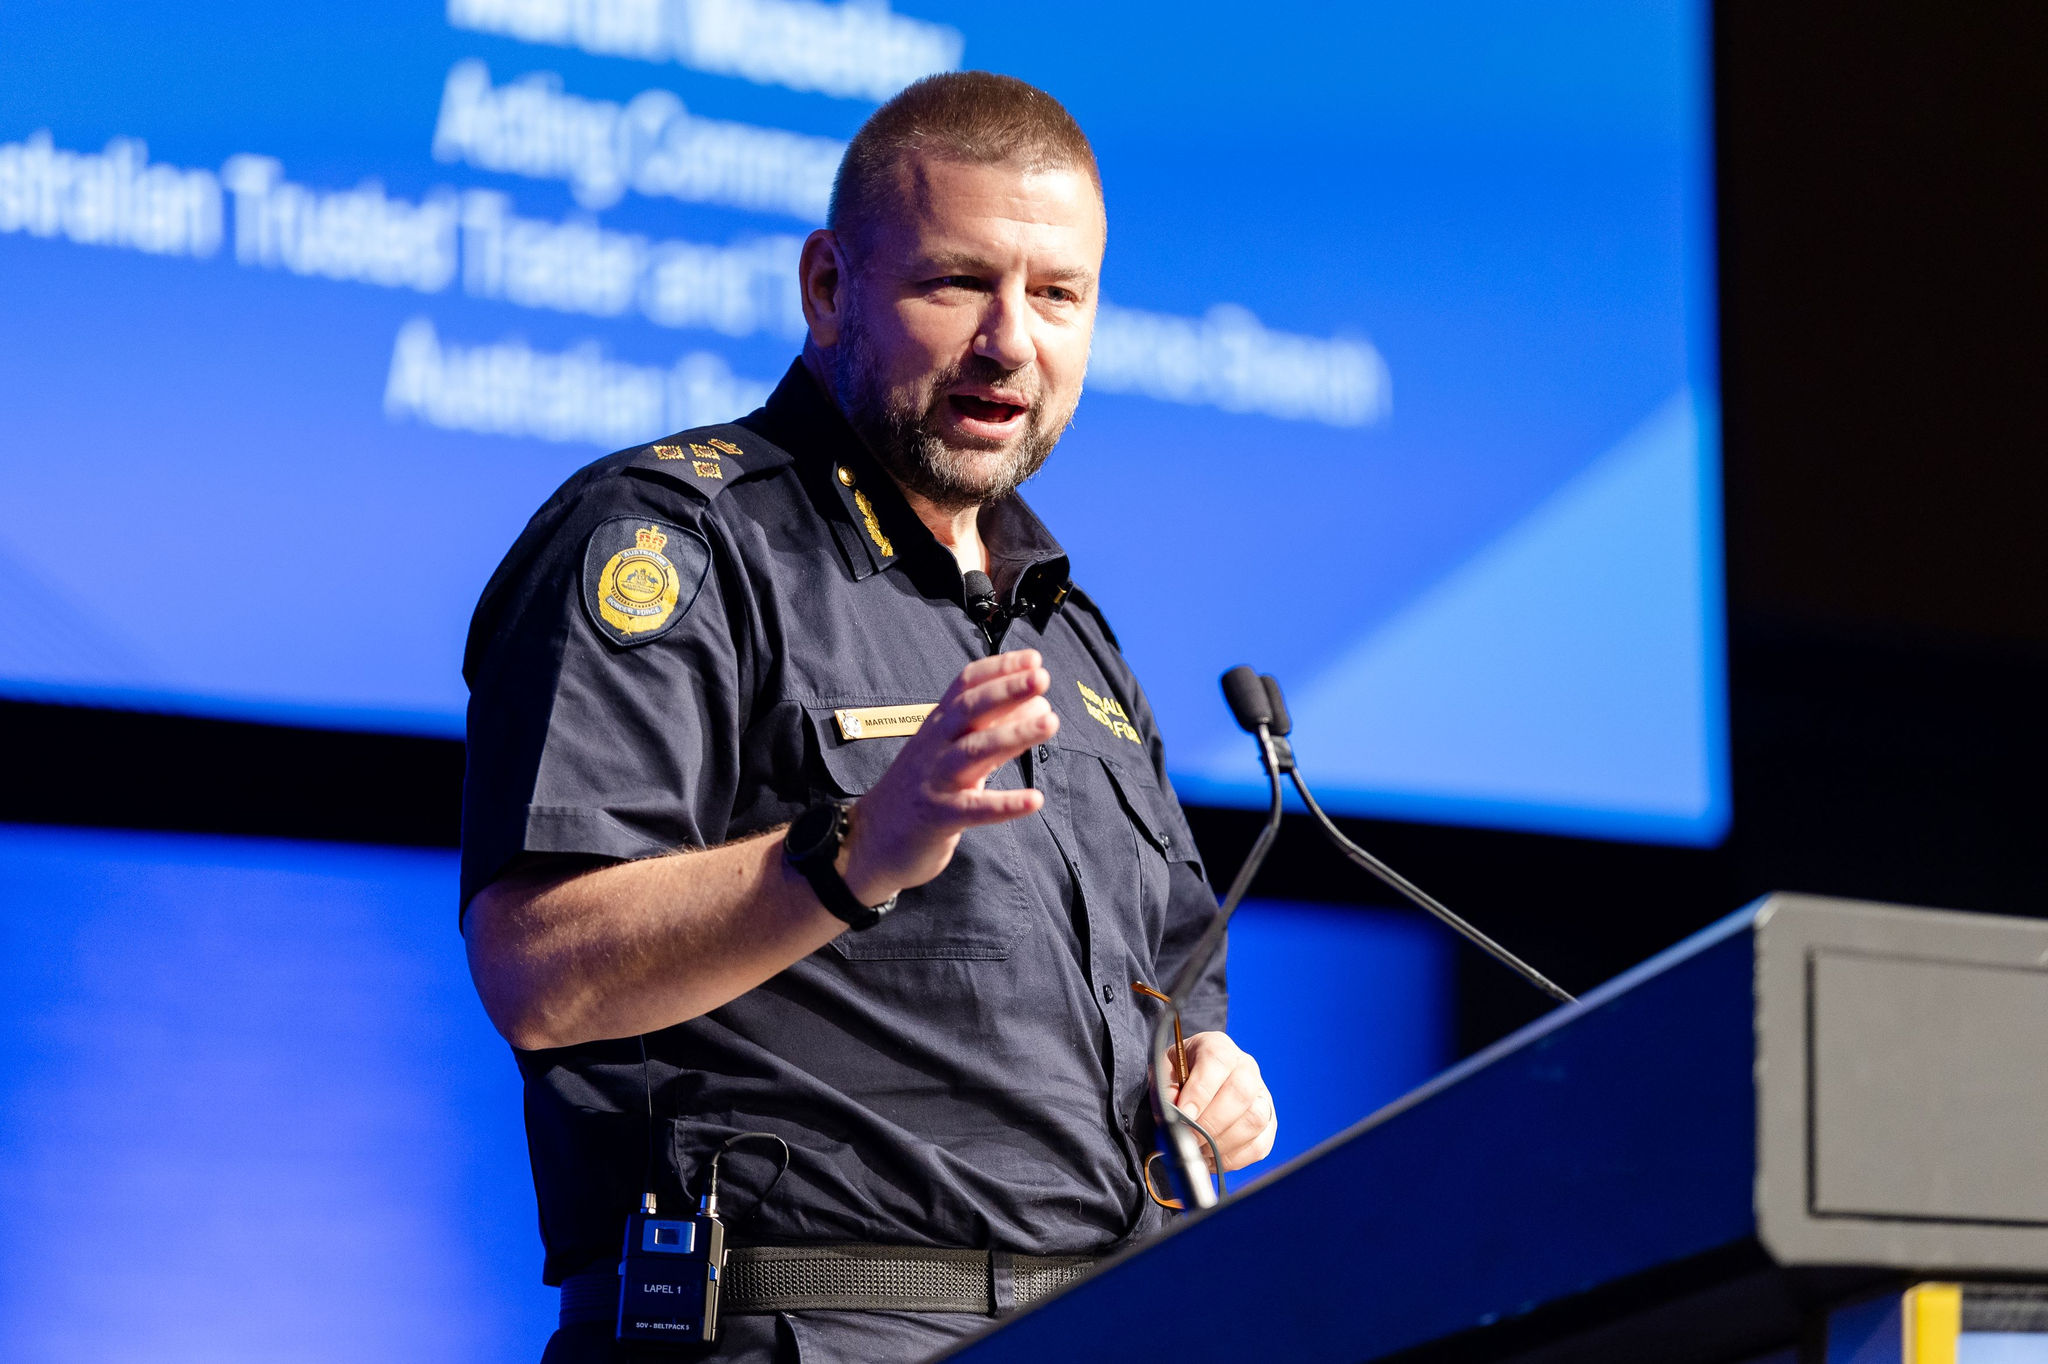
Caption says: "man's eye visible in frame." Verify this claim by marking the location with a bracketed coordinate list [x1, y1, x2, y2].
[930, 275, 985, 291]
[1042, 286, 1078, 304]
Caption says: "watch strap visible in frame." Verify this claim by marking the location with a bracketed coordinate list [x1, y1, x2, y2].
[788, 802, 894, 931]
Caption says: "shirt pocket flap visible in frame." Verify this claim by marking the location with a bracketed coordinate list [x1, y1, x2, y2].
[802, 702, 919, 797]
[798, 702, 1025, 961]
[1098, 755, 1200, 871]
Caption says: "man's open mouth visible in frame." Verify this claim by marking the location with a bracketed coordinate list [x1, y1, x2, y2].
[948, 394, 1027, 425]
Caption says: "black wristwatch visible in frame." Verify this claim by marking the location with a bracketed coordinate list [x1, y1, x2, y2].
[784, 800, 897, 931]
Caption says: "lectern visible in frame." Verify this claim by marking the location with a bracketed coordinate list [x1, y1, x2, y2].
[939, 895, 2048, 1363]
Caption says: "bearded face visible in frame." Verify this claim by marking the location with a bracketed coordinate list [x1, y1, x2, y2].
[835, 290, 1076, 511]
[814, 154, 1104, 515]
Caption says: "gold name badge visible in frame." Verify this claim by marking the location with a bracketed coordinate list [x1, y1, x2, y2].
[833, 704, 936, 740]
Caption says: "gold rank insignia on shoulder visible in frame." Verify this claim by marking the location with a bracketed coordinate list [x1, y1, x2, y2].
[1077, 681, 1142, 744]
[581, 515, 711, 648]
[651, 437, 740, 472]
[851, 488, 894, 557]
[833, 704, 935, 740]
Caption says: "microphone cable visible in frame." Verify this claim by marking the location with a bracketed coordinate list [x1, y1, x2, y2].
[699, 1132, 792, 1220]
[636, 1034, 794, 1222]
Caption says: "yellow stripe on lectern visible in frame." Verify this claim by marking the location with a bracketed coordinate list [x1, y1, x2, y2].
[1904, 1283, 1961, 1364]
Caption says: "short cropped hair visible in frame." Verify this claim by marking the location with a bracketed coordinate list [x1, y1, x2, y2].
[828, 71, 1101, 257]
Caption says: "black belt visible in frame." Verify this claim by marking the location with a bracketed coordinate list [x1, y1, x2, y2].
[560, 1244, 1101, 1325]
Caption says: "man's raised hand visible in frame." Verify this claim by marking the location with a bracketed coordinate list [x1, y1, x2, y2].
[836, 650, 1058, 907]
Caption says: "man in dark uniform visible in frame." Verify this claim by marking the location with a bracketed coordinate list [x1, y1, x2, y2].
[461, 72, 1278, 1363]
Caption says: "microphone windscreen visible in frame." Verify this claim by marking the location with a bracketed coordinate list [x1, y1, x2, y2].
[1261, 675, 1292, 736]
[962, 569, 996, 603]
[1220, 665, 1274, 733]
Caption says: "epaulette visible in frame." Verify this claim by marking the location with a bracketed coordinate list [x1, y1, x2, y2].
[621, 424, 795, 502]
[1065, 584, 1123, 653]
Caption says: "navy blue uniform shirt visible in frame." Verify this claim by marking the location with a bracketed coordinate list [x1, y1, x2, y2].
[462, 361, 1228, 1288]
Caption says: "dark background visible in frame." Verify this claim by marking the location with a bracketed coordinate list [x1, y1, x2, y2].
[4, 2, 2042, 1057]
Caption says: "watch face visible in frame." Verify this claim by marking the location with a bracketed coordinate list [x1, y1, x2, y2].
[788, 802, 841, 863]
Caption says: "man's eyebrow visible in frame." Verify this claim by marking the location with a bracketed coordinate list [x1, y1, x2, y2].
[1032, 263, 1097, 286]
[913, 251, 997, 275]
[912, 252, 1096, 286]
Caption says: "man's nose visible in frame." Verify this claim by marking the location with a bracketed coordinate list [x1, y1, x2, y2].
[973, 283, 1036, 372]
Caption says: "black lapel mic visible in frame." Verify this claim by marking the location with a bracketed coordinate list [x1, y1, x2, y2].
[1257, 671, 1575, 1006]
[962, 569, 1003, 626]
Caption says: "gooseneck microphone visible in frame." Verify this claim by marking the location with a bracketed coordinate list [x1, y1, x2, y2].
[1148, 665, 1577, 1215]
[1261, 676, 1291, 734]
[1259, 671, 1576, 1007]
[1258, 674, 1296, 773]
[1220, 664, 1274, 731]
[1147, 666, 1289, 1212]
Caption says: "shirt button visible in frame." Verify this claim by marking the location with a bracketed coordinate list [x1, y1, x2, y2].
[1037, 743, 1053, 762]
[1101, 982, 1116, 1004]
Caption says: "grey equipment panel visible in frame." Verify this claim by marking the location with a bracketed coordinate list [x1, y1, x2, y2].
[1756, 893, 2048, 1269]
[1811, 950, 2048, 1225]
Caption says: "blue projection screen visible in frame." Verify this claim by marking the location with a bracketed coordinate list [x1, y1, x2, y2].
[0, 1, 1724, 844]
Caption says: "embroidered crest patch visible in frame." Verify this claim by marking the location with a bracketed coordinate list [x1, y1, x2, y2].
[581, 516, 710, 647]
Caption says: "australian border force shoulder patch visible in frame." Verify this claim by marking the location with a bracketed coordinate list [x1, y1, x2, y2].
[581, 516, 711, 648]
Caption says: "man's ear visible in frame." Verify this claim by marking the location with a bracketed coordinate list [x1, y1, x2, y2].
[799, 229, 848, 348]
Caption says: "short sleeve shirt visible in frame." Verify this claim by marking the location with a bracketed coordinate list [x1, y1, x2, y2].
[462, 362, 1228, 1284]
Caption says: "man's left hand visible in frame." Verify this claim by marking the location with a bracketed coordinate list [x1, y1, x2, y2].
[1169, 1031, 1277, 1172]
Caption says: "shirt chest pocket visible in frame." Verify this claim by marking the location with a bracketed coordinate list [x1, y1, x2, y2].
[801, 703, 1028, 962]
[1063, 741, 1204, 949]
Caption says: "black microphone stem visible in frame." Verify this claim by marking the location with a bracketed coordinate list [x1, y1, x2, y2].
[1288, 769, 1576, 1006]
[1150, 727, 1285, 1212]
[1149, 663, 1571, 1215]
